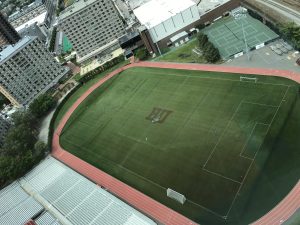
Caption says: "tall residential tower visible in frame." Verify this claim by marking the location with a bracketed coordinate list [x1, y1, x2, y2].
[58, 0, 125, 63]
[0, 13, 21, 47]
[0, 36, 69, 107]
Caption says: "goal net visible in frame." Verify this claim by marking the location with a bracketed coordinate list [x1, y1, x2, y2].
[240, 76, 258, 83]
[167, 188, 186, 204]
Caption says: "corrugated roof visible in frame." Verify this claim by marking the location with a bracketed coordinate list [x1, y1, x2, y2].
[133, 0, 196, 29]
[0, 182, 29, 217]
[0, 197, 43, 225]
[35, 212, 61, 225]
[23, 157, 156, 225]
[0, 156, 155, 225]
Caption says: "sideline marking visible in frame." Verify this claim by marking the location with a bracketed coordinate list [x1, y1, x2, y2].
[139, 70, 289, 87]
[203, 168, 241, 184]
[226, 86, 290, 217]
[203, 100, 243, 168]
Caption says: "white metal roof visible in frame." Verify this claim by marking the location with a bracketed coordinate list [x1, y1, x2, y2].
[0, 157, 156, 225]
[133, 0, 196, 29]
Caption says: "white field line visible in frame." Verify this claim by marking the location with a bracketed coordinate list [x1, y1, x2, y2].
[225, 86, 290, 217]
[117, 150, 226, 219]
[203, 101, 243, 168]
[239, 155, 254, 160]
[240, 123, 270, 160]
[243, 101, 279, 108]
[187, 199, 226, 219]
[239, 123, 258, 160]
[202, 168, 241, 184]
[139, 71, 290, 87]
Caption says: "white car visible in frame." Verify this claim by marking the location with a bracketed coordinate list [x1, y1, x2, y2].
[280, 47, 288, 54]
[284, 43, 293, 51]
[270, 45, 276, 51]
[274, 49, 283, 55]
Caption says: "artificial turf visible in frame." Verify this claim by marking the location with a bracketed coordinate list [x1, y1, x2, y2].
[59, 67, 298, 224]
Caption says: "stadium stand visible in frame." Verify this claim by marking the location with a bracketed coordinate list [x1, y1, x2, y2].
[0, 157, 156, 225]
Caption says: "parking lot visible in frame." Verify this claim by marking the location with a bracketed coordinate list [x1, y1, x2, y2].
[225, 39, 300, 73]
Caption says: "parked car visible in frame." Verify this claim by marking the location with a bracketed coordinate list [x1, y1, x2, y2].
[274, 49, 283, 55]
[280, 47, 288, 54]
[283, 43, 293, 51]
[270, 45, 276, 51]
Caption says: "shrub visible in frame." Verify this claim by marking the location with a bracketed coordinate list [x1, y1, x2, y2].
[135, 47, 148, 60]
[197, 33, 209, 49]
[197, 32, 221, 63]
[29, 94, 57, 119]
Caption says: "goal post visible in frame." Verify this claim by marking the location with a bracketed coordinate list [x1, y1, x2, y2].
[240, 76, 258, 83]
[167, 188, 186, 204]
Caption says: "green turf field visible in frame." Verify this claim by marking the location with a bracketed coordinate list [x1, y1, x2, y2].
[203, 14, 279, 59]
[59, 67, 298, 224]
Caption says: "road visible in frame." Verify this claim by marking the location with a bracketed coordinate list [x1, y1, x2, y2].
[256, 0, 300, 25]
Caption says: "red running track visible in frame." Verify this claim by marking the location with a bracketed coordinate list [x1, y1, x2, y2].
[52, 61, 300, 225]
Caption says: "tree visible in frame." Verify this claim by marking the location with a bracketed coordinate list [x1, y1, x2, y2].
[0, 156, 13, 187]
[29, 94, 57, 118]
[2, 123, 37, 157]
[197, 33, 208, 49]
[0, 93, 9, 110]
[279, 22, 300, 50]
[34, 141, 48, 157]
[196, 24, 205, 31]
[203, 42, 221, 63]
[49, 27, 57, 52]
[135, 48, 148, 60]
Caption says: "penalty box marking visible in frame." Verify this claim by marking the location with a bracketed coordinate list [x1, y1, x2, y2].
[239, 122, 270, 160]
[203, 100, 279, 167]
[225, 86, 290, 217]
[202, 99, 279, 184]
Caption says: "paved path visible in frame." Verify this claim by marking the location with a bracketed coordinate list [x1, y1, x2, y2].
[52, 61, 300, 225]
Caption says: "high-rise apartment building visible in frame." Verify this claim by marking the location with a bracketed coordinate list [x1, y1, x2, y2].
[0, 13, 21, 47]
[58, 0, 125, 63]
[0, 36, 69, 107]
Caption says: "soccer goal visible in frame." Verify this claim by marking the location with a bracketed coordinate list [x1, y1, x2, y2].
[240, 76, 258, 83]
[167, 188, 186, 204]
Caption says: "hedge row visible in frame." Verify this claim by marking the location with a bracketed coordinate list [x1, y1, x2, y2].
[48, 84, 82, 149]
[78, 55, 125, 83]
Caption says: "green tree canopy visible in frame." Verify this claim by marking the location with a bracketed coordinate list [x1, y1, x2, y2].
[197, 33, 209, 49]
[203, 42, 221, 63]
[135, 48, 148, 60]
[29, 94, 57, 118]
[279, 22, 300, 49]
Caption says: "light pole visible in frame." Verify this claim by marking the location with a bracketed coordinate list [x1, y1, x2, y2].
[232, 8, 250, 60]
